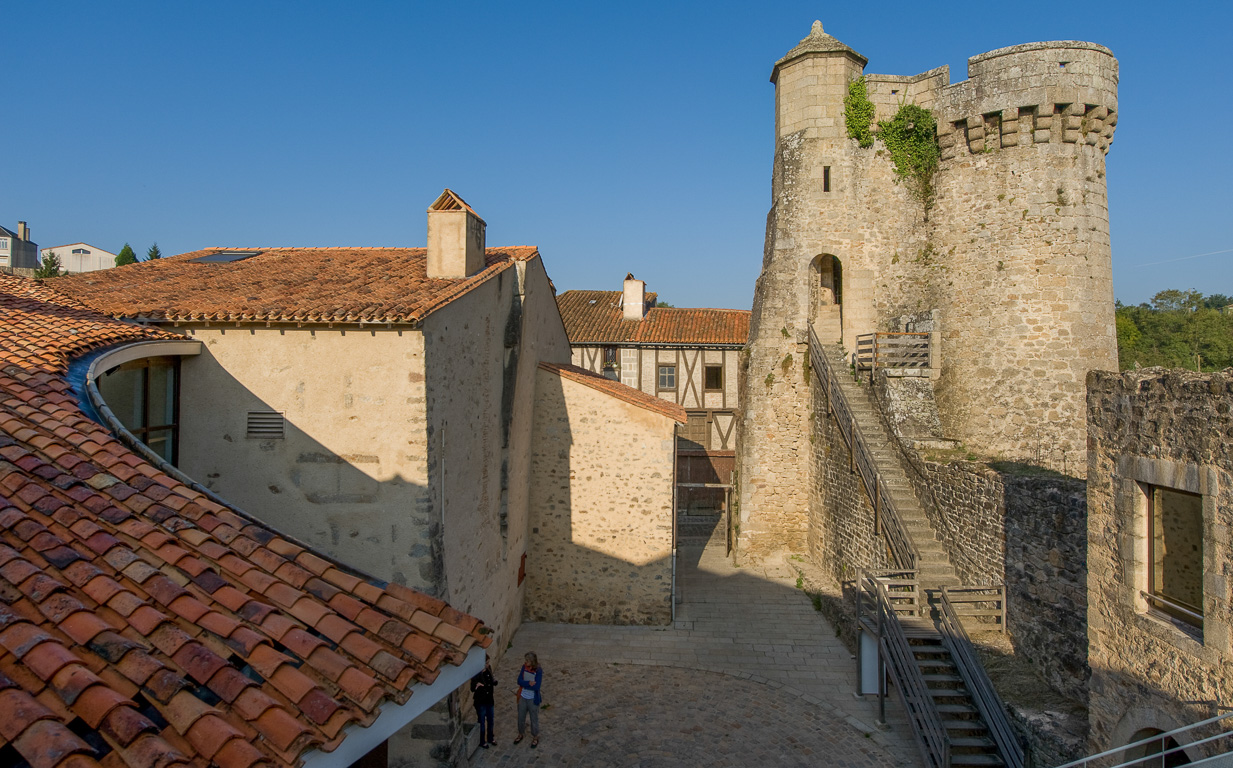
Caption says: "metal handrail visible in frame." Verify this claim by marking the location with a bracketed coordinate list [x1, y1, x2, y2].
[810, 326, 919, 571]
[1052, 711, 1233, 768]
[862, 574, 951, 768]
[939, 586, 1024, 768]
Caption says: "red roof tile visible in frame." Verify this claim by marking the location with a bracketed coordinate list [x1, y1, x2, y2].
[538, 363, 688, 423]
[0, 275, 491, 768]
[54, 247, 541, 326]
[556, 290, 750, 346]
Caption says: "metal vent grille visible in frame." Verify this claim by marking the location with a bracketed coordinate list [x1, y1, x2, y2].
[246, 411, 285, 439]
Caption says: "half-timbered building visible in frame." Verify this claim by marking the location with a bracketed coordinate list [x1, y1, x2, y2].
[556, 275, 750, 513]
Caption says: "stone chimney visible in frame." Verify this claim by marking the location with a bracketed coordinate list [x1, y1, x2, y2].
[623, 273, 648, 321]
[426, 189, 486, 279]
[17, 222, 29, 241]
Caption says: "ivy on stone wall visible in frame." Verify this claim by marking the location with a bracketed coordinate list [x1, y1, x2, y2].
[844, 78, 876, 148]
[877, 104, 940, 209]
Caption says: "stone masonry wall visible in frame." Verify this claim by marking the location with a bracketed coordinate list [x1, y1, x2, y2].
[526, 368, 676, 625]
[1086, 369, 1233, 756]
[874, 373, 1089, 702]
[808, 380, 891, 584]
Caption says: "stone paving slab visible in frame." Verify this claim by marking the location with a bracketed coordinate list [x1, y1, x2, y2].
[472, 660, 899, 767]
[470, 540, 925, 767]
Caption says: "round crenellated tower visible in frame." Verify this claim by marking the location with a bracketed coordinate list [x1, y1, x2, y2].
[737, 22, 1118, 557]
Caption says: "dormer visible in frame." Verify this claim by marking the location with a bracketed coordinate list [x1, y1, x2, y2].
[426, 189, 486, 278]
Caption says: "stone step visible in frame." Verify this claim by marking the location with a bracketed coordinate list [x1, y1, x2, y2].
[951, 755, 1005, 767]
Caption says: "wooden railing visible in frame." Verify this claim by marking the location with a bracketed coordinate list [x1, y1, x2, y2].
[860, 572, 951, 768]
[810, 327, 919, 571]
[938, 586, 1024, 768]
[855, 332, 932, 375]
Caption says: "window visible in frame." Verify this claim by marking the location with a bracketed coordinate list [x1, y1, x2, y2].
[823, 166, 831, 192]
[1146, 484, 1204, 630]
[704, 365, 723, 391]
[72, 248, 90, 255]
[97, 357, 180, 464]
[602, 346, 619, 380]
[0, 238, 8, 250]
[658, 365, 676, 390]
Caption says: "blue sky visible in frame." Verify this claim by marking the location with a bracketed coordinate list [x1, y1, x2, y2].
[3, 1, 1230, 308]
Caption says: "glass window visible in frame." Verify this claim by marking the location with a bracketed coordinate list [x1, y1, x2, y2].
[1147, 484, 1203, 630]
[658, 365, 676, 390]
[704, 365, 723, 391]
[98, 356, 181, 465]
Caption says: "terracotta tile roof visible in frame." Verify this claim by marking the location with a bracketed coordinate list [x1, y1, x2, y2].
[53, 247, 541, 325]
[0, 275, 490, 767]
[538, 363, 687, 423]
[556, 291, 750, 346]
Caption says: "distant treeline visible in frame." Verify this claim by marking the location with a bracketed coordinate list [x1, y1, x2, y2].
[1116, 290, 1233, 371]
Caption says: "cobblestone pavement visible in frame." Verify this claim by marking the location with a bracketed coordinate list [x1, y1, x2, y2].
[470, 532, 923, 767]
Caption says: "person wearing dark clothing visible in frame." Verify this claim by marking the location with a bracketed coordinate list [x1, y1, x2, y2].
[470, 662, 497, 748]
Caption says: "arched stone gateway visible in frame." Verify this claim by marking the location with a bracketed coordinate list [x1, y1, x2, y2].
[810, 254, 842, 343]
[1123, 728, 1192, 766]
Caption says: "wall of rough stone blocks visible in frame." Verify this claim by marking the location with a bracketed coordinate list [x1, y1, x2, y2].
[525, 368, 676, 625]
[808, 381, 892, 583]
[874, 373, 1089, 702]
[1086, 369, 1233, 757]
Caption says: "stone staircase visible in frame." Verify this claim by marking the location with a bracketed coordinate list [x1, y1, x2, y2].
[820, 343, 959, 590]
[902, 617, 1006, 767]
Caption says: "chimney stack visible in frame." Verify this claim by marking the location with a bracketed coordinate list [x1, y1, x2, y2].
[426, 189, 486, 279]
[17, 222, 28, 241]
[623, 273, 648, 321]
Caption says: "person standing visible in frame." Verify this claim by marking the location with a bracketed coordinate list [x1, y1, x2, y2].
[513, 652, 542, 748]
[470, 661, 497, 748]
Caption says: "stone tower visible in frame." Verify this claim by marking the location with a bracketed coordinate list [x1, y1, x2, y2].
[737, 22, 1119, 556]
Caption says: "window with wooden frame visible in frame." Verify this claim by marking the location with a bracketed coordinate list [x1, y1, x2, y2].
[97, 356, 181, 465]
[602, 346, 619, 380]
[658, 365, 676, 391]
[1145, 484, 1204, 632]
[704, 364, 723, 391]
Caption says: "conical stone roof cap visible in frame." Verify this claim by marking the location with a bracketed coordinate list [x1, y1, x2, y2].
[772, 20, 867, 81]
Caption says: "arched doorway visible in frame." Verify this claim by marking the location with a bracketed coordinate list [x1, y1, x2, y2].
[810, 254, 842, 343]
[1124, 728, 1191, 766]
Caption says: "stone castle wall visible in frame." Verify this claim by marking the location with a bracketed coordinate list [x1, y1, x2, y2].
[739, 26, 1118, 556]
[1086, 369, 1233, 757]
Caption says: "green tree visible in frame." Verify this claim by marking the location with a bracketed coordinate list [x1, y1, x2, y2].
[655, 300, 675, 308]
[1116, 290, 1233, 371]
[115, 243, 138, 266]
[146, 242, 162, 260]
[34, 250, 63, 279]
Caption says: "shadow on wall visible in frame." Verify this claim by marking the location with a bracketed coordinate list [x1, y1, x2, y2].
[161, 352, 443, 601]
[523, 371, 676, 627]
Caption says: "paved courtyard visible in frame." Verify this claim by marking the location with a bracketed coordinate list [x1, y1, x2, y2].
[471, 529, 923, 767]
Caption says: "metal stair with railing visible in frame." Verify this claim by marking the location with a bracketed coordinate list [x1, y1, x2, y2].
[809, 326, 959, 589]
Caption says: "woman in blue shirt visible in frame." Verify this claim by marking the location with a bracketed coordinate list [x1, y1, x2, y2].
[513, 651, 543, 748]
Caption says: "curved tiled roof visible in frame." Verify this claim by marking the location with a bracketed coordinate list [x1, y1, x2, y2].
[556, 291, 750, 346]
[53, 247, 540, 325]
[0, 275, 489, 768]
[538, 363, 687, 423]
